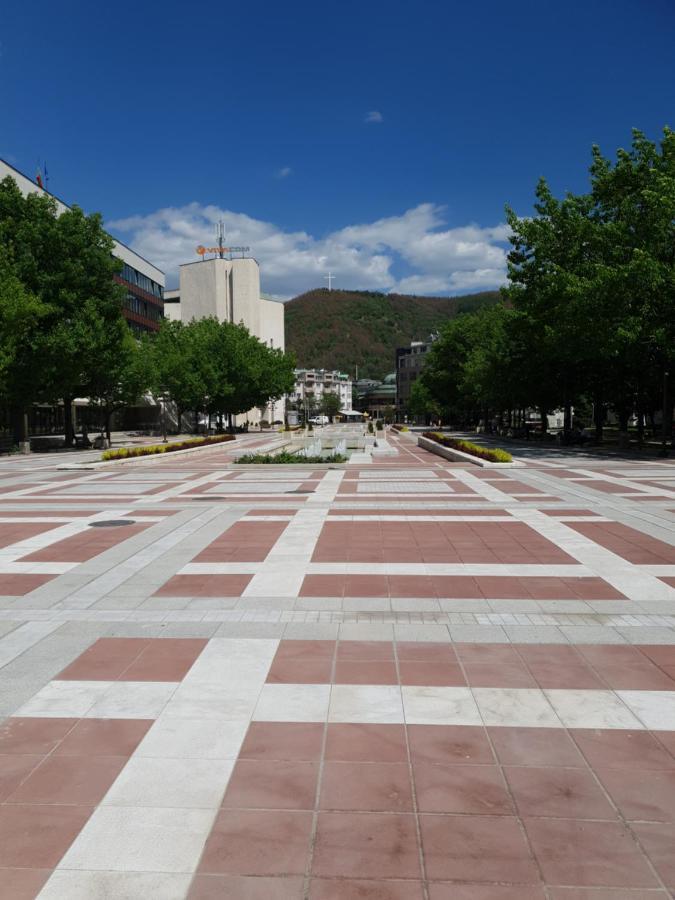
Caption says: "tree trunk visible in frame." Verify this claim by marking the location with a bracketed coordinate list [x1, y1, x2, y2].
[63, 397, 74, 447]
[105, 411, 112, 446]
[594, 391, 604, 443]
[539, 407, 548, 435]
[563, 402, 572, 435]
[617, 407, 630, 449]
[636, 394, 644, 446]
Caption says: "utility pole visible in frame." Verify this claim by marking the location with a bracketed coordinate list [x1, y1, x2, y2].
[324, 272, 335, 291]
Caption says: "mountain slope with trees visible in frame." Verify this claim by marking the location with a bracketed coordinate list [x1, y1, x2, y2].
[284, 289, 500, 379]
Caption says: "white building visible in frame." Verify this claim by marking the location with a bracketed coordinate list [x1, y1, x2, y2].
[164, 256, 285, 425]
[291, 369, 354, 418]
[0, 159, 164, 335]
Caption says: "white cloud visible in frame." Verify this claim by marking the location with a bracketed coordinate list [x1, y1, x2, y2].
[109, 202, 509, 299]
[276, 166, 292, 179]
[364, 110, 383, 123]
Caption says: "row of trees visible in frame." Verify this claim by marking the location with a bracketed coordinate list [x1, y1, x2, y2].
[0, 175, 295, 445]
[410, 128, 675, 447]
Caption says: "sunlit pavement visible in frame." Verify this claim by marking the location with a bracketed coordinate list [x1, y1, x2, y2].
[0, 428, 674, 898]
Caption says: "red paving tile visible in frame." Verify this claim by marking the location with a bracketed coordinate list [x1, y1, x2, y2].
[398, 660, 466, 686]
[154, 573, 253, 596]
[408, 725, 494, 766]
[488, 726, 586, 767]
[19, 523, 148, 562]
[0, 718, 77, 755]
[429, 887, 545, 900]
[0, 803, 93, 868]
[325, 725, 408, 763]
[596, 768, 675, 822]
[6, 754, 127, 805]
[223, 759, 319, 810]
[514, 645, 605, 690]
[313, 811, 421, 880]
[198, 809, 313, 875]
[52, 718, 152, 757]
[239, 723, 325, 761]
[56, 638, 149, 680]
[0, 522, 63, 548]
[414, 763, 513, 815]
[0, 755, 43, 801]
[0, 574, 55, 596]
[420, 814, 538, 883]
[312, 521, 574, 565]
[337, 641, 394, 660]
[321, 761, 413, 812]
[569, 521, 675, 564]
[0, 868, 51, 900]
[56, 637, 206, 681]
[188, 875, 304, 899]
[523, 818, 658, 888]
[505, 765, 616, 819]
[195, 521, 287, 562]
[310, 880, 424, 899]
[630, 822, 675, 887]
[334, 660, 398, 684]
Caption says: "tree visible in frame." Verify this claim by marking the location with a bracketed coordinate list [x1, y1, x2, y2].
[320, 390, 341, 422]
[83, 310, 151, 444]
[146, 317, 296, 433]
[408, 380, 442, 423]
[0, 175, 128, 445]
[0, 249, 50, 443]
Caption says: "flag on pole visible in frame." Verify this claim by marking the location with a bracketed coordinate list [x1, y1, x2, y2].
[36, 166, 43, 189]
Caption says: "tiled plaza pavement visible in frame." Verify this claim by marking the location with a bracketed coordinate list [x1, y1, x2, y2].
[0, 429, 675, 898]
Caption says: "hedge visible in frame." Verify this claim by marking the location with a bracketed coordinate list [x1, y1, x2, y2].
[102, 434, 235, 461]
[423, 432, 512, 463]
[236, 450, 347, 464]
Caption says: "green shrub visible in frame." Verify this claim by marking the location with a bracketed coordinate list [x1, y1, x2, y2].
[375, 420, 383, 430]
[236, 451, 347, 464]
[367, 421, 374, 434]
[422, 432, 512, 463]
[102, 434, 235, 461]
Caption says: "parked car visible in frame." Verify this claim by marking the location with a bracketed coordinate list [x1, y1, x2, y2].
[308, 416, 329, 425]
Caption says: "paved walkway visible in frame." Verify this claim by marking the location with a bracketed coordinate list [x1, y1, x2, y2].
[0, 429, 674, 898]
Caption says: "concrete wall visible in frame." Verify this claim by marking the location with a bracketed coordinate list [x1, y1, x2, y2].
[260, 298, 285, 351]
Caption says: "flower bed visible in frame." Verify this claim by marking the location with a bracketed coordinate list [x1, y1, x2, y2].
[236, 450, 347, 464]
[422, 432, 512, 463]
[392, 424, 409, 432]
[102, 434, 235, 461]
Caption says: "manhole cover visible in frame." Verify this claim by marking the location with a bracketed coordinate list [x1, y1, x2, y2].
[89, 519, 135, 527]
[289, 488, 314, 494]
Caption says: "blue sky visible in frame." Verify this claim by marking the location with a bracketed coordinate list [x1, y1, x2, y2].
[1, 0, 673, 295]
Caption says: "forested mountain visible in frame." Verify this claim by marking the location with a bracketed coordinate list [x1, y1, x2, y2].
[284, 288, 500, 379]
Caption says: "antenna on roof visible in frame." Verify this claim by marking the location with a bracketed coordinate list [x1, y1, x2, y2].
[216, 220, 226, 259]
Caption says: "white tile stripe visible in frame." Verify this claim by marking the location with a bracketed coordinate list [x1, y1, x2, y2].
[510, 508, 675, 603]
[252, 682, 675, 729]
[15, 678, 675, 731]
[180, 562, 592, 576]
[36, 638, 278, 892]
[242, 470, 345, 598]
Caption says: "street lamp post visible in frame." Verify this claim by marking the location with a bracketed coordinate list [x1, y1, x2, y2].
[161, 393, 168, 443]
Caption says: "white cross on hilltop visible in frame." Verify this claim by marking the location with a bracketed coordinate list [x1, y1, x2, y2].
[324, 272, 335, 291]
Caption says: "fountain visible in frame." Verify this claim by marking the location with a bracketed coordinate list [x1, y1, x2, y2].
[298, 439, 322, 458]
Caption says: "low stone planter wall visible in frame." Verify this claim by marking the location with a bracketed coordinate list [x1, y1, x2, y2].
[417, 435, 522, 468]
